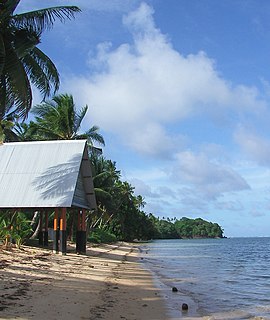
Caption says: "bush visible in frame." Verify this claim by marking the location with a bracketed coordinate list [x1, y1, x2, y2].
[0, 211, 32, 249]
[88, 228, 117, 243]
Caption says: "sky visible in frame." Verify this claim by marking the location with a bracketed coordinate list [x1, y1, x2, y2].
[16, 0, 270, 237]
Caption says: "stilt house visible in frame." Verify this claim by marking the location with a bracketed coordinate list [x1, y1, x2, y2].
[0, 140, 97, 254]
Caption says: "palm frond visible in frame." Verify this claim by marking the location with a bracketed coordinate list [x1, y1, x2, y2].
[74, 105, 88, 133]
[22, 47, 60, 100]
[28, 47, 59, 94]
[84, 125, 105, 146]
[12, 6, 81, 33]
[13, 28, 40, 59]
[22, 54, 50, 98]
[93, 171, 112, 183]
[26, 121, 62, 140]
[52, 94, 75, 138]
[31, 102, 57, 117]
[94, 188, 112, 200]
[0, 0, 20, 21]
[0, 77, 8, 119]
[0, 34, 5, 76]
[2, 41, 32, 119]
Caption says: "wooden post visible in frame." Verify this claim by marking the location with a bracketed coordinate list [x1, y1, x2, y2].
[53, 208, 59, 253]
[76, 209, 82, 253]
[76, 209, 87, 254]
[44, 210, 49, 246]
[38, 210, 44, 246]
[81, 209, 87, 254]
[59, 208, 67, 255]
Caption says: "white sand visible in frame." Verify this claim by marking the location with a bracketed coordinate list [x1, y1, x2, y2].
[0, 242, 169, 320]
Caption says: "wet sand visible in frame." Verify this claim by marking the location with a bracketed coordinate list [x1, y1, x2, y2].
[0, 242, 169, 320]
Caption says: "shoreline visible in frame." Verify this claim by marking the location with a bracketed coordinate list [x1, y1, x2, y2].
[139, 244, 203, 320]
[0, 242, 169, 320]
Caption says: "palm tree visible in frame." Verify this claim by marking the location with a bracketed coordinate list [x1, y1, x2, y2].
[91, 154, 120, 204]
[30, 93, 105, 147]
[7, 120, 38, 142]
[89, 154, 121, 228]
[0, 0, 80, 121]
[0, 118, 15, 142]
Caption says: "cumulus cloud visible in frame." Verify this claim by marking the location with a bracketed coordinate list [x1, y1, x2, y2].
[57, 2, 265, 216]
[234, 126, 270, 166]
[62, 2, 267, 158]
[129, 178, 159, 198]
[130, 177, 178, 200]
[215, 200, 244, 211]
[15, 1, 270, 230]
[170, 151, 250, 200]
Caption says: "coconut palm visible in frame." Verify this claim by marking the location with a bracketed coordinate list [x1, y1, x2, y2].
[0, 118, 19, 142]
[0, 0, 80, 120]
[29, 93, 105, 147]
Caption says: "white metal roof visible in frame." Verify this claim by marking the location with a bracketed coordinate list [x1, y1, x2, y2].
[0, 140, 96, 209]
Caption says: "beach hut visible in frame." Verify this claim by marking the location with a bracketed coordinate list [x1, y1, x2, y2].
[0, 140, 97, 255]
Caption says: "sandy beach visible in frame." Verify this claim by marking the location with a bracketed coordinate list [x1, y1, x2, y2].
[0, 242, 170, 320]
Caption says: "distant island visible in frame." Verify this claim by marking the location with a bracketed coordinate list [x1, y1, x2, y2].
[150, 216, 224, 239]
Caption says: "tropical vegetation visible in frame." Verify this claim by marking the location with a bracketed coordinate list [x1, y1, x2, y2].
[150, 216, 224, 239]
[15, 93, 105, 148]
[0, 0, 80, 141]
[0, 1, 224, 248]
[0, 91, 224, 245]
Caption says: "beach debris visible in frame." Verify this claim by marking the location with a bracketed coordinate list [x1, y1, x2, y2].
[172, 286, 178, 292]
[182, 303, 188, 311]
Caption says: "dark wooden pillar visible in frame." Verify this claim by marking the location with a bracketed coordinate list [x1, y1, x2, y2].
[53, 208, 59, 253]
[76, 209, 87, 254]
[59, 208, 67, 255]
[76, 209, 82, 253]
[81, 209, 87, 254]
[38, 211, 44, 245]
[44, 210, 49, 246]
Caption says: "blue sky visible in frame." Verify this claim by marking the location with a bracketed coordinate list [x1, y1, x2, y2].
[17, 0, 270, 237]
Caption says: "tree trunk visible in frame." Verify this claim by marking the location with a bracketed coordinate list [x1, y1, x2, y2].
[30, 211, 41, 239]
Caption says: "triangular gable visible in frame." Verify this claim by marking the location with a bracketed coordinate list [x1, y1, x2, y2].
[72, 145, 97, 210]
[0, 140, 96, 209]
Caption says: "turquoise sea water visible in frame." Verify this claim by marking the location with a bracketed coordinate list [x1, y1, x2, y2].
[140, 238, 270, 319]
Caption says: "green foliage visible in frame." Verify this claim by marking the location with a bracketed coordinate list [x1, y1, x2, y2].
[29, 94, 105, 146]
[154, 219, 178, 239]
[88, 228, 117, 244]
[0, 90, 224, 244]
[0, 213, 11, 246]
[0, 211, 33, 249]
[0, 1, 225, 245]
[12, 213, 33, 248]
[174, 217, 223, 239]
[0, 1, 80, 122]
[87, 152, 224, 242]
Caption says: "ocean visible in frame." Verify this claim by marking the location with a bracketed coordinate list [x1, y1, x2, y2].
[140, 238, 270, 319]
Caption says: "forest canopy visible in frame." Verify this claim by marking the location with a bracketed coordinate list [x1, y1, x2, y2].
[0, 1, 224, 247]
[149, 216, 224, 240]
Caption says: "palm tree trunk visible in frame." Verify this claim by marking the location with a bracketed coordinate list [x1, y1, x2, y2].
[30, 212, 41, 239]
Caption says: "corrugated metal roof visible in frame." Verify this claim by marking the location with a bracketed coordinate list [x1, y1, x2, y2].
[0, 140, 96, 209]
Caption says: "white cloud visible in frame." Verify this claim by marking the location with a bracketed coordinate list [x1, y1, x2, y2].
[129, 178, 159, 198]
[234, 126, 270, 166]
[171, 151, 250, 200]
[62, 2, 267, 158]
[215, 200, 244, 211]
